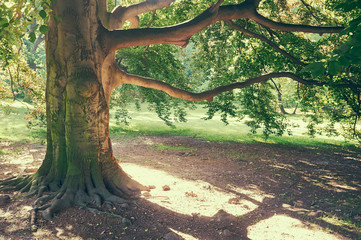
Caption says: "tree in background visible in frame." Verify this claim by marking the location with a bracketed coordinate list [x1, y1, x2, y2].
[0, 0, 46, 124]
[0, 0, 359, 224]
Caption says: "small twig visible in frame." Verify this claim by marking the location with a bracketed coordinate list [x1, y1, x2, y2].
[271, 79, 281, 95]
[226, 20, 306, 66]
[32, 34, 45, 52]
[299, 0, 322, 23]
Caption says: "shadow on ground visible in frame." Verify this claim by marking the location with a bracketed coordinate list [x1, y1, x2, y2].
[0, 135, 360, 239]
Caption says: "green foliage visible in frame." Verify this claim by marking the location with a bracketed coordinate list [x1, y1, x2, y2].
[1, 0, 361, 142]
[187, 0, 361, 141]
[0, 38, 46, 128]
[0, 0, 51, 67]
[298, 0, 361, 141]
[0, 0, 47, 129]
[0, 101, 46, 143]
[112, 43, 194, 127]
[109, 103, 358, 148]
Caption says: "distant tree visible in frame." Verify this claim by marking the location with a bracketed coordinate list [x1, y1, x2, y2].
[0, 0, 360, 224]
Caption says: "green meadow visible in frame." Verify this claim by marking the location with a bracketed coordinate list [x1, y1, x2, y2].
[109, 104, 356, 148]
[0, 101, 358, 148]
[0, 101, 46, 143]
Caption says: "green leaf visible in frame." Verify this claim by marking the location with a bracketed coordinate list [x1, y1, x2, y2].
[328, 61, 342, 75]
[2, 22, 9, 28]
[303, 62, 325, 77]
[338, 43, 351, 54]
[0, 18, 7, 26]
[339, 56, 351, 66]
[39, 25, 48, 34]
[29, 32, 36, 43]
[335, 1, 357, 12]
[349, 16, 361, 27]
[39, 10, 47, 19]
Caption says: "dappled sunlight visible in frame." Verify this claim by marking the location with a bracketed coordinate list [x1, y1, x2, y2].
[0, 143, 44, 178]
[122, 163, 259, 217]
[344, 156, 361, 162]
[123, 163, 347, 239]
[247, 214, 341, 240]
[1, 133, 360, 239]
[226, 184, 274, 203]
[321, 215, 357, 231]
[271, 163, 295, 171]
[0, 201, 53, 238]
[281, 203, 309, 213]
[326, 180, 359, 192]
[168, 228, 198, 240]
[301, 174, 360, 193]
[298, 159, 317, 167]
[53, 226, 82, 240]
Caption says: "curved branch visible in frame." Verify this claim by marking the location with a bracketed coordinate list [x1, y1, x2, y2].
[109, 0, 174, 30]
[115, 69, 327, 102]
[226, 20, 306, 66]
[105, 1, 344, 52]
[105, 2, 253, 51]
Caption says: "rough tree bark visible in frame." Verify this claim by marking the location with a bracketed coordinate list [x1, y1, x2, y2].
[0, 0, 346, 224]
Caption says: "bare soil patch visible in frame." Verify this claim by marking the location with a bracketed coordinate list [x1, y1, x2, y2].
[1, 135, 360, 239]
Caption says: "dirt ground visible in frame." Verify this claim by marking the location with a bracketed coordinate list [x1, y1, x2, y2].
[0, 135, 360, 240]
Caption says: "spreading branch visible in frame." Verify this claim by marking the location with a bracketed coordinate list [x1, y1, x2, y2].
[113, 66, 335, 102]
[104, 0, 348, 104]
[108, 0, 174, 30]
[106, 1, 231, 51]
[226, 20, 306, 66]
[105, 0, 343, 52]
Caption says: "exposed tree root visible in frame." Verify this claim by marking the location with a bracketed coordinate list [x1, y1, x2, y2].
[0, 166, 146, 230]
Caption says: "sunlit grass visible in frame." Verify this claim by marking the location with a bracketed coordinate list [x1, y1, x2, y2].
[0, 100, 46, 143]
[0, 100, 358, 148]
[109, 103, 358, 148]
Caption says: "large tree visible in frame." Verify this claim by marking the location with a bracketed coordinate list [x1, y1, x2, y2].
[1, 0, 360, 224]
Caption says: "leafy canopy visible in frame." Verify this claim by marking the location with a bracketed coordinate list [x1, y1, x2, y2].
[1, 0, 361, 141]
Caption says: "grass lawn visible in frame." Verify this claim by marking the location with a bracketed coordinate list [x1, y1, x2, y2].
[0, 100, 358, 148]
[0, 101, 46, 143]
[109, 103, 357, 148]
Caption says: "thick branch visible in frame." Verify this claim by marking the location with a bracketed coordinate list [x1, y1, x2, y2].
[109, 0, 174, 30]
[115, 68, 329, 102]
[97, 0, 109, 28]
[226, 20, 306, 66]
[106, 2, 251, 51]
[106, 1, 343, 52]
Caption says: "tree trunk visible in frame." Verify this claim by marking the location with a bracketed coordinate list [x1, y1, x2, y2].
[0, 0, 345, 222]
[276, 84, 288, 115]
[18, 0, 144, 220]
